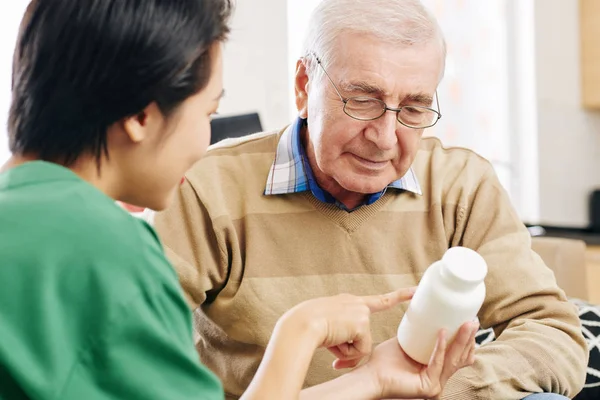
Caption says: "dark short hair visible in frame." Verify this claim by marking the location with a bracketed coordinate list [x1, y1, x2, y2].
[8, 0, 232, 165]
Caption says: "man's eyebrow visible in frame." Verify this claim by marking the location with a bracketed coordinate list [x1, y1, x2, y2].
[403, 93, 434, 106]
[337, 81, 434, 106]
[338, 80, 387, 97]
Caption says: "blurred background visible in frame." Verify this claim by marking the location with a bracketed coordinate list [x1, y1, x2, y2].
[1, 0, 600, 231]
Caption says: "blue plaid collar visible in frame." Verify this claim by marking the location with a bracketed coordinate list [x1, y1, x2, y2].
[264, 118, 422, 207]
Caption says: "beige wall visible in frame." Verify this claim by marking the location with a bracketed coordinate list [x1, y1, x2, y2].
[534, 0, 600, 227]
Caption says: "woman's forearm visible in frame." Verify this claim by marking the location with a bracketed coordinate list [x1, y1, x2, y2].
[241, 315, 379, 400]
[299, 367, 378, 400]
[240, 314, 319, 400]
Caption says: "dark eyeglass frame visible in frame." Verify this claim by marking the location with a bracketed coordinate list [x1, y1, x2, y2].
[311, 53, 442, 129]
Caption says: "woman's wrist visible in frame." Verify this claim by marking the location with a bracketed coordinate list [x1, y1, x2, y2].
[276, 304, 324, 350]
[353, 364, 383, 399]
[299, 366, 381, 400]
[241, 312, 321, 400]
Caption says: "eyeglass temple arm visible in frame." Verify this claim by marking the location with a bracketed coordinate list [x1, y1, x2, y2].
[310, 53, 346, 102]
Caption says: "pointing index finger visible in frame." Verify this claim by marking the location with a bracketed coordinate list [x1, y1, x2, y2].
[362, 287, 417, 313]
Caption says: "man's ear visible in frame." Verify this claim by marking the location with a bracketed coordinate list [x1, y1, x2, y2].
[295, 58, 310, 119]
[122, 102, 162, 143]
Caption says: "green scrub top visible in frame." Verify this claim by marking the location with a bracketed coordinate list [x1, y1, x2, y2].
[0, 161, 224, 400]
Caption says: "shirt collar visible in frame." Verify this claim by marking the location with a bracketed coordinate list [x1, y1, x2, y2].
[264, 117, 422, 197]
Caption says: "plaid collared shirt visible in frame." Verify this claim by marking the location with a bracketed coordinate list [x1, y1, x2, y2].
[264, 118, 422, 211]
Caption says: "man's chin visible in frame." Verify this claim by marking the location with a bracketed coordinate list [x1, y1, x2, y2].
[338, 176, 390, 195]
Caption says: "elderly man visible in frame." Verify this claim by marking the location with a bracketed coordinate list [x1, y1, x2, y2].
[154, 0, 587, 398]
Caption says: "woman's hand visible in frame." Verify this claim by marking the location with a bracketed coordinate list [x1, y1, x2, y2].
[358, 321, 479, 400]
[279, 287, 416, 369]
[242, 288, 416, 400]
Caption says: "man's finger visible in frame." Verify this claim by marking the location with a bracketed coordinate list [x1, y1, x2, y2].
[460, 322, 479, 363]
[362, 287, 417, 312]
[466, 325, 478, 365]
[439, 322, 475, 384]
[424, 329, 448, 385]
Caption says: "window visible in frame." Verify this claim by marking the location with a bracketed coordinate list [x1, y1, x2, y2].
[421, 0, 511, 189]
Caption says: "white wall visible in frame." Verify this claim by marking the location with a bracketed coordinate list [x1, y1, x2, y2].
[217, 0, 291, 131]
[534, 0, 600, 227]
[0, 3, 29, 165]
[287, 0, 322, 118]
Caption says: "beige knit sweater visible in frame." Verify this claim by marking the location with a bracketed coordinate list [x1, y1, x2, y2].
[154, 130, 588, 399]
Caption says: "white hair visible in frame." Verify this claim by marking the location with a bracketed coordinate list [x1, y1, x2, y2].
[302, 0, 446, 74]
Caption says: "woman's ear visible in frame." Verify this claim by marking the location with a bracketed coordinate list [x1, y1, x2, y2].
[122, 102, 163, 143]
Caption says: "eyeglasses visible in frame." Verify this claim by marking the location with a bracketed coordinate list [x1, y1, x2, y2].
[311, 53, 442, 129]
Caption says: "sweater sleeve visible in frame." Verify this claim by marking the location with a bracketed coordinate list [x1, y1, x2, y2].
[154, 178, 228, 310]
[442, 163, 588, 399]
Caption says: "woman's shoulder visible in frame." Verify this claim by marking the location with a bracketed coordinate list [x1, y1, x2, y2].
[66, 190, 178, 290]
[1, 175, 178, 295]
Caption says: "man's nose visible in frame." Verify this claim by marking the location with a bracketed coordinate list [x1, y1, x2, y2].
[364, 111, 398, 151]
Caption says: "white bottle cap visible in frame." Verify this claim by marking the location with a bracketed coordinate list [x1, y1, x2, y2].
[442, 247, 488, 284]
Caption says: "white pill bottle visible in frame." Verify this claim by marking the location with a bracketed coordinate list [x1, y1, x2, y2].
[397, 246, 487, 365]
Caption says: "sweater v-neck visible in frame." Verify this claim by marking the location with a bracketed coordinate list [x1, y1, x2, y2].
[302, 191, 392, 233]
